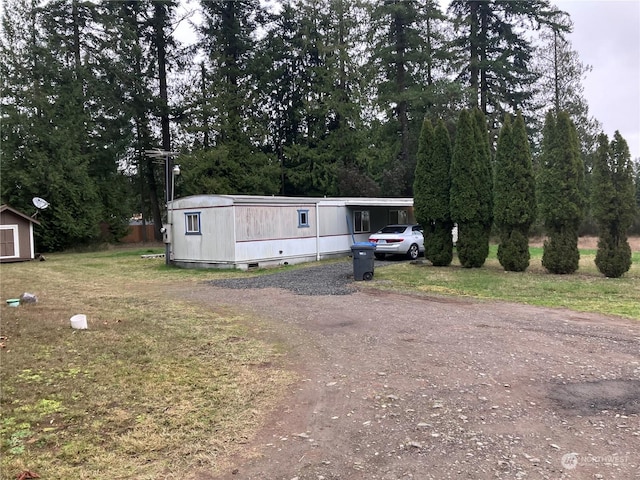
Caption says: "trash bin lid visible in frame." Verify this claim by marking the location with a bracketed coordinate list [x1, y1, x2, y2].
[351, 242, 376, 250]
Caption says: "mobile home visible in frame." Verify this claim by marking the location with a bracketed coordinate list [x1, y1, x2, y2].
[169, 195, 415, 269]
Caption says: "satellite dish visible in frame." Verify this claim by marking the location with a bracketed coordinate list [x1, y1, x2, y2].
[32, 197, 50, 210]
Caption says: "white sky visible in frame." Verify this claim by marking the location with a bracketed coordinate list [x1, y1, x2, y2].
[556, 0, 640, 160]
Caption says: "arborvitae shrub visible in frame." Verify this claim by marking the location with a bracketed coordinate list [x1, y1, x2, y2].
[592, 132, 636, 278]
[494, 113, 536, 272]
[427, 221, 454, 266]
[497, 229, 530, 272]
[538, 111, 584, 274]
[542, 227, 581, 274]
[414, 118, 454, 266]
[456, 222, 489, 268]
[595, 231, 632, 278]
[450, 109, 492, 268]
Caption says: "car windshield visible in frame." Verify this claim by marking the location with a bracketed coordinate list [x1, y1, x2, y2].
[379, 226, 407, 234]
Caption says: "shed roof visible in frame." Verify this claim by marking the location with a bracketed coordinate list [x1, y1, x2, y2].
[0, 205, 41, 225]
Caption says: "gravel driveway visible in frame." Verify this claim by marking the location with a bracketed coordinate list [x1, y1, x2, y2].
[178, 260, 639, 480]
[207, 260, 362, 295]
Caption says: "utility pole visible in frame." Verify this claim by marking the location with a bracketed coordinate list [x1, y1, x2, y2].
[145, 148, 178, 265]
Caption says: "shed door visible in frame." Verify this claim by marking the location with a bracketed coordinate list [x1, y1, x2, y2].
[0, 226, 17, 258]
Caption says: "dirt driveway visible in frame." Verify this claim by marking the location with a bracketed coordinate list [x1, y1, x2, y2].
[175, 268, 639, 480]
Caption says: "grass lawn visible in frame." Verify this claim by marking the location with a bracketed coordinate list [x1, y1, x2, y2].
[374, 246, 640, 320]
[1, 242, 638, 479]
[0, 247, 295, 480]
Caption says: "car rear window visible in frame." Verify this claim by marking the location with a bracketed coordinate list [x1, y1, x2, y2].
[380, 226, 406, 234]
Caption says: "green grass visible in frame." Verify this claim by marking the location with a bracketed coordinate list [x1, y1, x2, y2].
[0, 248, 295, 479]
[373, 245, 640, 320]
[1, 243, 638, 479]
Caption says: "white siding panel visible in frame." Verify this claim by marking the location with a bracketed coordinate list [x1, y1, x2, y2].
[235, 205, 315, 241]
[173, 206, 235, 262]
[318, 205, 349, 237]
[235, 237, 318, 263]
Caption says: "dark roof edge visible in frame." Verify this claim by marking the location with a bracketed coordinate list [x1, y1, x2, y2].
[0, 204, 41, 225]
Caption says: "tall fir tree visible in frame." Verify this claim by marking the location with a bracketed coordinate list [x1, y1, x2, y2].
[195, 0, 280, 195]
[450, 109, 492, 268]
[494, 113, 536, 271]
[0, 0, 115, 250]
[414, 119, 453, 266]
[448, 0, 567, 132]
[533, 17, 601, 158]
[367, 0, 447, 196]
[100, 0, 165, 239]
[538, 110, 585, 274]
[592, 132, 636, 277]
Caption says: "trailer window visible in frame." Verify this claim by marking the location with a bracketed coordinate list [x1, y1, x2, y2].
[298, 209, 310, 228]
[185, 212, 201, 235]
[353, 210, 370, 233]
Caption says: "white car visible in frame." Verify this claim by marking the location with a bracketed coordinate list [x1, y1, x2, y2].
[368, 224, 424, 260]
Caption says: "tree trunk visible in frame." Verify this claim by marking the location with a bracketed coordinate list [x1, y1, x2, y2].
[394, 9, 409, 165]
[469, 0, 479, 109]
[479, 4, 488, 114]
[200, 62, 209, 149]
[553, 30, 560, 113]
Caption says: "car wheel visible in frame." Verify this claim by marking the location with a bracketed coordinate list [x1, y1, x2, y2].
[407, 244, 419, 260]
[363, 271, 373, 281]
[374, 253, 386, 260]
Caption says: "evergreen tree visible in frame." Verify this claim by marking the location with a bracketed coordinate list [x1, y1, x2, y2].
[278, 0, 336, 196]
[253, 3, 305, 193]
[414, 119, 435, 224]
[472, 107, 493, 227]
[100, 0, 165, 239]
[0, 0, 112, 250]
[414, 119, 453, 266]
[197, 0, 280, 195]
[592, 132, 636, 277]
[494, 113, 536, 271]
[254, 0, 370, 196]
[448, 0, 567, 129]
[366, 0, 448, 196]
[635, 159, 640, 225]
[538, 111, 585, 274]
[450, 109, 492, 268]
[533, 17, 601, 158]
[532, 18, 601, 236]
[326, 0, 372, 196]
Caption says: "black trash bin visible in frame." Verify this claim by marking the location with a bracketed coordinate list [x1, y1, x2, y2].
[350, 242, 376, 281]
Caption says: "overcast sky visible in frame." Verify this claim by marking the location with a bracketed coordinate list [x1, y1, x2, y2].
[555, 0, 640, 160]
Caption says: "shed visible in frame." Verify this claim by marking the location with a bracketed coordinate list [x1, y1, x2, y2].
[169, 195, 415, 269]
[0, 205, 41, 263]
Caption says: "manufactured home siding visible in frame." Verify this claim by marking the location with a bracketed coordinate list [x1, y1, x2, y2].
[169, 195, 414, 269]
[235, 204, 316, 241]
[234, 204, 318, 263]
[318, 205, 347, 238]
[178, 206, 235, 262]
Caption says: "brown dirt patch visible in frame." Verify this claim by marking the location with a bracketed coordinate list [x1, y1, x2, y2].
[170, 278, 640, 480]
[531, 235, 640, 250]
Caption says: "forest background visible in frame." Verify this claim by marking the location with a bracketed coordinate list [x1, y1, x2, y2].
[1, 0, 639, 251]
